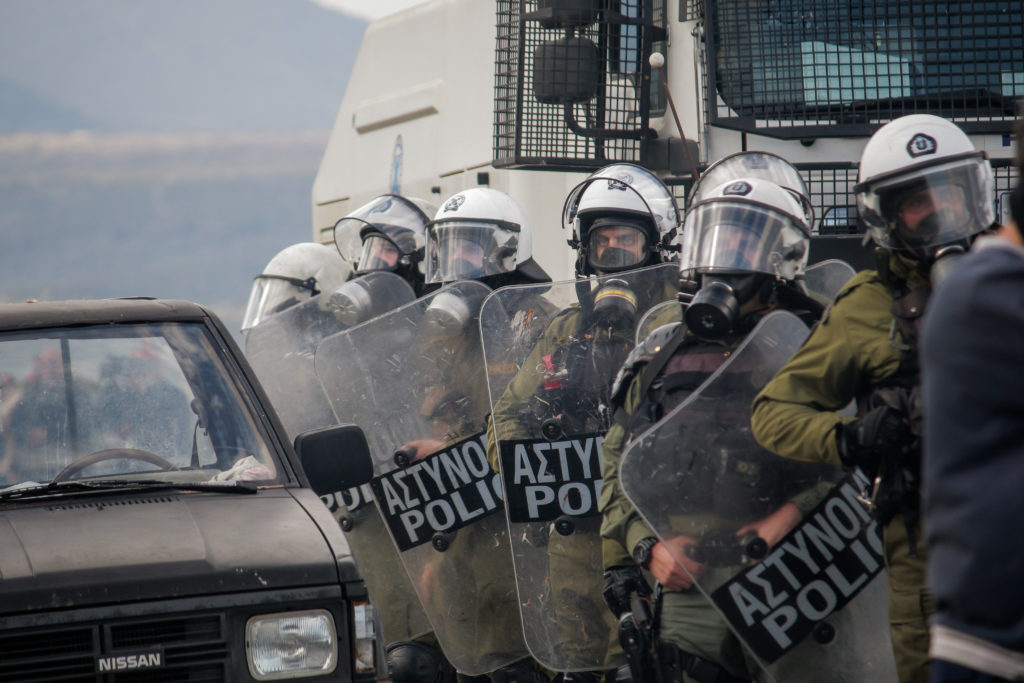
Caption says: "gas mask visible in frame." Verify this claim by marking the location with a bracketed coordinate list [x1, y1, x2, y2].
[684, 274, 769, 340]
[927, 243, 967, 289]
[592, 279, 638, 330]
[322, 275, 412, 327]
[421, 286, 488, 336]
[423, 291, 473, 334]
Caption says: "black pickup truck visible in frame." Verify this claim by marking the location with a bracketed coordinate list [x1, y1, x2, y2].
[0, 298, 375, 682]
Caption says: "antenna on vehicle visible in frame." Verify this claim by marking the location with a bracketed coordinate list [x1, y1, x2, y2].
[649, 52, 700, 182]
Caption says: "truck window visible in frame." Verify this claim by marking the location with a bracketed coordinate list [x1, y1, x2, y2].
[0, 323, 280, 488]
[709, 1, 1024, 135]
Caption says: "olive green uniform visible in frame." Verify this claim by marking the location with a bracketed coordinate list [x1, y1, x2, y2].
[750, 257, 932, 683]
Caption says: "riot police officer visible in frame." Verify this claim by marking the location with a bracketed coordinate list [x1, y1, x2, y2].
[329, 187, 553, 683]
[332, 193, 438, 296]
[424, 187, 551, 288]
[599, 176, 829, 683]
[483, 163, 681, 681]
[241, 241, 352, 333]
[750, 114, 998, 683]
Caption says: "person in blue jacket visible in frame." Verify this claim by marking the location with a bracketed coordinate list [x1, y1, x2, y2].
[920, 116, 1024, 683]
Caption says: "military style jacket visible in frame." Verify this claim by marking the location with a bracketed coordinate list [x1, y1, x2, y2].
[750, 254, 928, 466]
[749, 254, 934, 683]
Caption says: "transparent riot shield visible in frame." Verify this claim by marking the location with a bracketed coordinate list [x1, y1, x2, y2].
[802, 259, 856, 307]
[619, 311, 896, 681]
[243, 271, 415, 440]
[316, 280, 529, 676]
[244, 271, 426, 648]
[636, 299, 681, 344]
[481, 263, 679, 672]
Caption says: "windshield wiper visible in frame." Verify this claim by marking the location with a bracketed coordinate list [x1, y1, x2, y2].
[0, 479, 259, 501]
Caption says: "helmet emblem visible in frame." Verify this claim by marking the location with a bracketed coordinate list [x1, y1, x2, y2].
[370, 198, 393, 215]
[722, 181, 753, 196]
[907, 133, 938, 158]
[607, 173, 634, 191]
[443, 194, 467, 212]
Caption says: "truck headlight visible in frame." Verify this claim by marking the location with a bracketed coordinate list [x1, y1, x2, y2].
[245, 610, 337, 680]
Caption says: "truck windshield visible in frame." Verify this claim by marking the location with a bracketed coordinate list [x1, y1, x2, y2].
[710, 1, 1023, 133]
[0, 322, 282, 490]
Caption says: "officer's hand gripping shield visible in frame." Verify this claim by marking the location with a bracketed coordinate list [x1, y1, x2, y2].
[480, 263, 679, 672]
[619, 310, 897, 682]
[315, 280, 527, 676]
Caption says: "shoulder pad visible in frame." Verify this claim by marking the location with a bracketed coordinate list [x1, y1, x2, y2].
[609, 322, 684, 406]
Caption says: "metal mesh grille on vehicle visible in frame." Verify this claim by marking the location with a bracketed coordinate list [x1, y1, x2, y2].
[705, 1, 1024, 138]
[494, 0, 665, 170]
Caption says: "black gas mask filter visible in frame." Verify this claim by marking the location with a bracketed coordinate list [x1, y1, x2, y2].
[592, 278, 638, 330]
[323, 275, 411, 327]
[683, 273, 771, 340]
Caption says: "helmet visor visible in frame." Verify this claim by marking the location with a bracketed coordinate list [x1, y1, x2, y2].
[680, 201, 809, 279]
[587, 222, 649, 272]
[563, 165, 680, 239]
[333, 195, 430, 261]
[357, 233, 403, 272]
[858, 155, 995, 250]
[241, 276, 316, 331]
[690, 152, 814, 226]
[333, 217, 366, 262]
[425, 220, 520, 283]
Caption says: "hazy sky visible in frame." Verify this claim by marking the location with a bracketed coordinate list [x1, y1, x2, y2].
[313, 0, 429, 21]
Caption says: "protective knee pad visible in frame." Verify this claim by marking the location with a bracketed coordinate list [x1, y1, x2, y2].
[386, 641, 442, 683]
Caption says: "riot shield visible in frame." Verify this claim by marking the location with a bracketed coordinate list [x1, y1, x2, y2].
[619, 311, 896, 681]
[316, 280, 528, 676]
[802, 259, 856, 306]
[245, 271, 427, 648]
[243, 271, 415, 440]
[481, 263, 679, 672]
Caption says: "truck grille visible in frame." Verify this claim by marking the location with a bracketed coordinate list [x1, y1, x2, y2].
[0, 614, 229, 682]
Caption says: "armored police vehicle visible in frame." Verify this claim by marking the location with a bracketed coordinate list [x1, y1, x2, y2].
[0, 298, 377, 682]
[313, 0, 1021, 273]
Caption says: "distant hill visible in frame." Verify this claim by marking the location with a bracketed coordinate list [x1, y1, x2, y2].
[0, 131, 332, 338]
[0, 78, 98, 132]
[0, 0, 366, 133]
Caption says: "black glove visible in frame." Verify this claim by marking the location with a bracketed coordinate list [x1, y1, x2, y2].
[836, 405, 911, 471]
[602, 565, 652, 618]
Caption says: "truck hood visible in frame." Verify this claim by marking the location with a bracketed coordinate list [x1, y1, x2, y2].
[0, 488, 339, 613]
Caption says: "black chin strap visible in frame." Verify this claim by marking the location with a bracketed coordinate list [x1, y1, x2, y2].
[254, 274, 320, 296]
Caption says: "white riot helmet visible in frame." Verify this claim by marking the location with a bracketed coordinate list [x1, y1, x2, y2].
[332, 194, 435, 288]
[563, 163, 680, 276]
[680, 178, 811, 339]
[689, 151, 814, 228]
[242, 242, 352, 331]
[424, 188, 547, 284]
[856, 114, 994, 255]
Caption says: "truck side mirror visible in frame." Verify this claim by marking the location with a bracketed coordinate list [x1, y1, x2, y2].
[535, 0, 601, 29]
[295, 424, 374, 496]
[533, 36, 601, 105]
